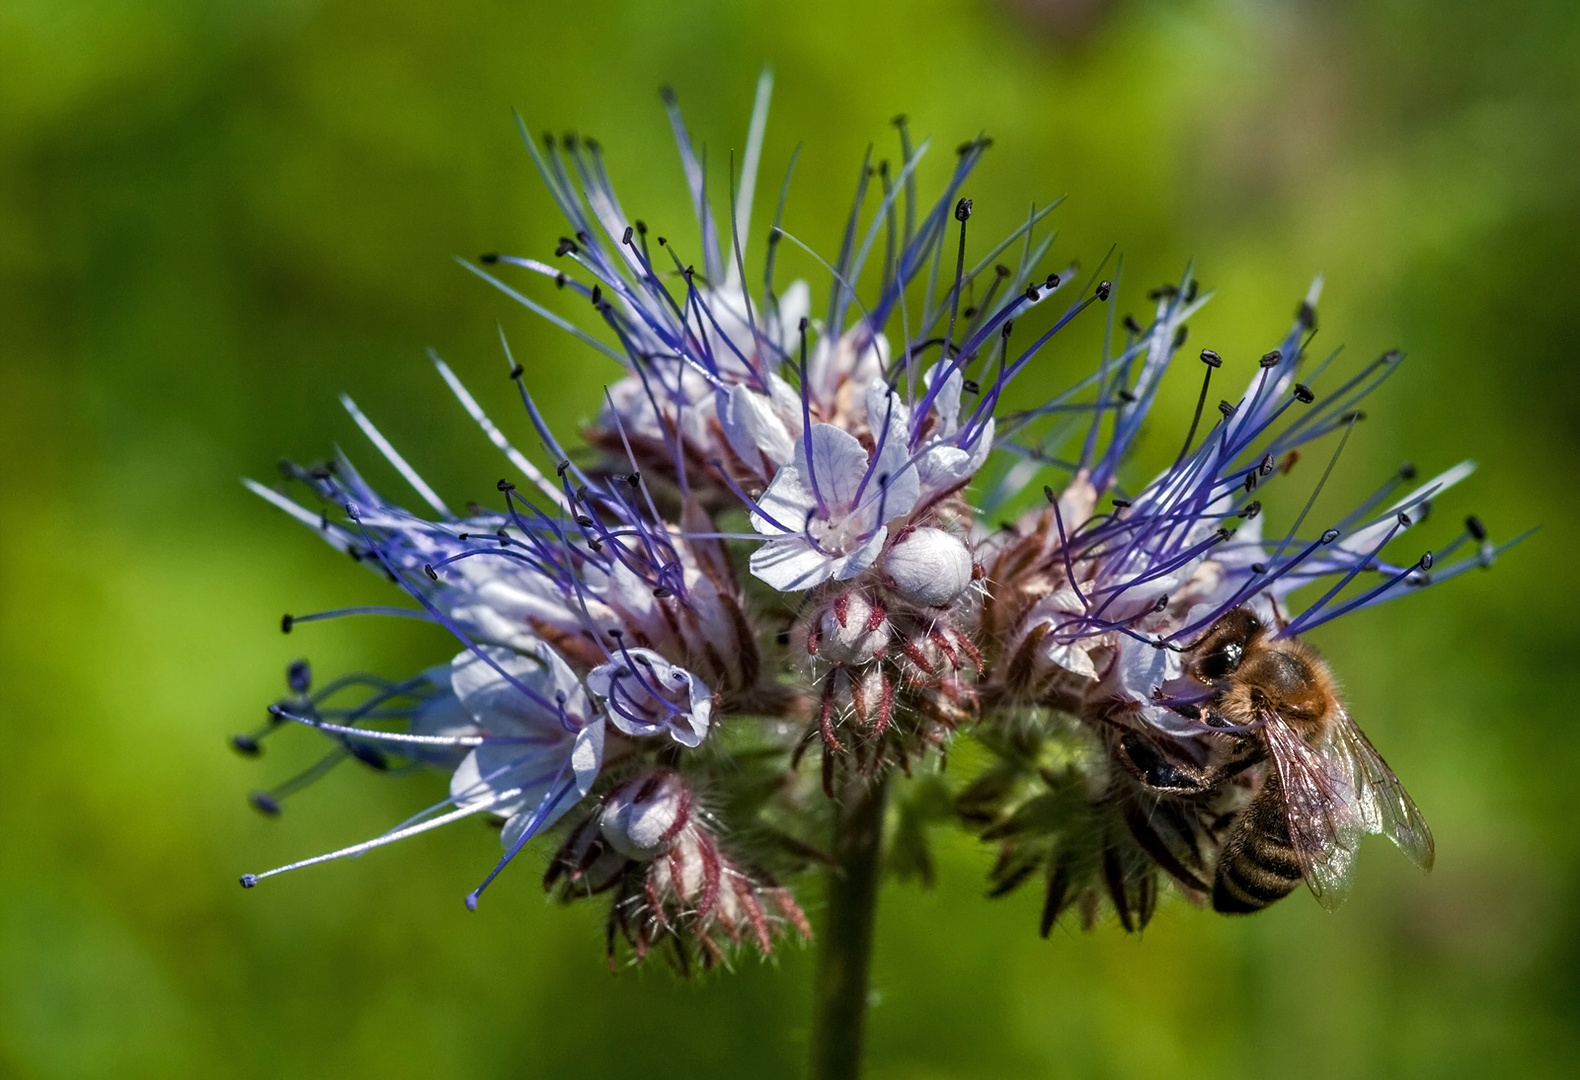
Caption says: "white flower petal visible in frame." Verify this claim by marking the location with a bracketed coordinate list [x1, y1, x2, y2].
[752, 465, 815, 536]
[450, 643, 588, 733]
[922, 362, 964, 435]
[446, 602, 541, 651]
[917, 445, 972, 492]
[1044, 640, 1099, 681]
[450, 741, 558, 817]
[499, 785, 581, 852]
[723, 383, 796, 467]
[864, 435, 921, 525]
[801, 423, 876, 511]
[862, 381, 913, 443]
[834, 526, 889, 581]
[571, 718, 604, 795]
[404, 689, 478, 767]
[770, 281, 812, 353]
[1115, 635, 1183, 702]
[749, 536, 835, 591]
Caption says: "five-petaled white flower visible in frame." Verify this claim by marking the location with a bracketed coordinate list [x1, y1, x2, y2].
[449, 642, 605, 851]
[748, 389, 920, 591]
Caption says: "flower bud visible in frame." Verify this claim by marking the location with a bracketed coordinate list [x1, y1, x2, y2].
[815, 590, 891, 665]
[883, 527, 973, 608]
[599, 771, 693, 860]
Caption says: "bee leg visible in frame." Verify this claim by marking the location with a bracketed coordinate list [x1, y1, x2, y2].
[1116, 732, 1213, 794]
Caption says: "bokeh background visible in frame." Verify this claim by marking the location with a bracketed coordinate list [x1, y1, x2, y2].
[3, 0, 1578, 1076]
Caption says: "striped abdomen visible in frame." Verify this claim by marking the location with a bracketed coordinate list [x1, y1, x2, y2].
[1212, 774, 1304, 914]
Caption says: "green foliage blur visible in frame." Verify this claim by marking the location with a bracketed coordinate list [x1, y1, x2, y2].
[2, 0, 1577, 1076]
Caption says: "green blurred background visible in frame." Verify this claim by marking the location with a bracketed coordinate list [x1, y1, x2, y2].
[2, 0, 1577, 1076]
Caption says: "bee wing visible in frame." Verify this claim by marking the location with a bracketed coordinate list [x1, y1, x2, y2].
[1260, 718, 1363, 911]
[1328, 704, 1435, 872]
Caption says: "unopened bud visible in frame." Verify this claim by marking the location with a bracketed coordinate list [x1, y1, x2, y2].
[816, 591, 891, 665]
[883, 528, 973, 608]
[599, 772, 692, 860]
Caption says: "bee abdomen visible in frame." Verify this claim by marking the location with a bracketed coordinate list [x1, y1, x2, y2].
[1212, 787, 1304, 914]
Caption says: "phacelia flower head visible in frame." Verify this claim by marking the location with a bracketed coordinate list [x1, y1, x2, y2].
[237, 68, 1521, 963]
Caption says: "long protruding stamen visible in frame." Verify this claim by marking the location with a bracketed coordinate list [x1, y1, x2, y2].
[1166, 530, 1343, 643]
[660, 84, 724, 285]
[728, 65, 774, 285]
[796, 319, 830, 517]
[894, 114, 917, 246]
[710, 458, 795, 533]
[241, 797, 512, 888]
[1280, 512, 1413, 637]
[763, 144, 801, 322]
[435, 347, 567, 510]
[1079, 259, 1123, 472]
[853, 394, 896, 505]
[1291, 552, 1436, 635]
[266, 704, 520, 749]
[248, 747, 348, 816]
[825, 145, 874, 340]
[465, 764, 576, 911]
[1044, 484, 1091, 611]
[942, 198, 972, 364]
[1174, 349, 1221, 467]
[724, 153, 764, 386]
[1266, 411, 1360, 567]
[279, 607, 430, 632]
[345, 507, 566, 717]
[341, 395, 452, 518]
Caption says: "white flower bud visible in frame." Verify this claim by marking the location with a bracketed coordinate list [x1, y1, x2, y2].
[883, 527, 973, 608]
[815, 591, 891, 665]
[599, 772, 692, 860]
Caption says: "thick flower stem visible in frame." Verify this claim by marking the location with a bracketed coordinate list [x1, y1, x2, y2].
[809, 772, 889, 1080]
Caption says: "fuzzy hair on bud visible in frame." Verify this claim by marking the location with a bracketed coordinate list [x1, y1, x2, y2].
[815, 590, 891, 665]
[883, 528, 974, 608]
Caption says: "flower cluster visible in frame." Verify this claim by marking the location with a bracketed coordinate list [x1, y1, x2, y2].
[238, 71, 1519, 964]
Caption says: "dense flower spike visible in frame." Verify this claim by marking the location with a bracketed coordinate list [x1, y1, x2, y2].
[239, 69, 1519, 962]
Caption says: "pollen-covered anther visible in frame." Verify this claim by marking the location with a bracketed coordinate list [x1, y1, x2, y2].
[882, 527, 974, 608]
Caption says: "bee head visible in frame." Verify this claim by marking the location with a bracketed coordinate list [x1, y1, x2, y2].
[1192, 607, 1264, 681]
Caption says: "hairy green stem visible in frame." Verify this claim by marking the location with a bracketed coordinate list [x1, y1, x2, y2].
[808, 773, 889, 1080]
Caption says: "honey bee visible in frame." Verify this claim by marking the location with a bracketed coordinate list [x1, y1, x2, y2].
[1116, 607, 1434, 913]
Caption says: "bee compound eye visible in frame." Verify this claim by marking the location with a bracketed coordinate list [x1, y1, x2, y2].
[1198, 640, 1244, 680]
